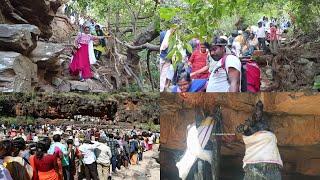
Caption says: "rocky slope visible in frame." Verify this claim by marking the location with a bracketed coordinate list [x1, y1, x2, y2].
[0, 0, 134, 92]
[160, 93, 320, 179]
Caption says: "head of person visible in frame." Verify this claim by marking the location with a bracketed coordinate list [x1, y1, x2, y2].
[108, 133, 114, 139]
[84, 26, 90, 34]
[66, 139, 74, 148]
[177, 71, 191, 92]
[36, 140, 50, 159]
[52, 134, 61, 142]
[12, 137, 26, 156]
[28, 143, 37, 155]
[258, 22, 262, 28]
[197, 43, 206, 53]
[209, 37, 228, 61]
[83, 139, 92, 144]
[0, 140, 12, 158]
[95, 25, 101, 31]
[98, 138, 107, 143]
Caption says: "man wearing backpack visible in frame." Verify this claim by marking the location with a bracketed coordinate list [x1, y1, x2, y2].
[206, 37, 241, 92]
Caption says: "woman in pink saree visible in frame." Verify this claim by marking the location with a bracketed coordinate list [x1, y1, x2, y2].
[69, 26, 105, 81]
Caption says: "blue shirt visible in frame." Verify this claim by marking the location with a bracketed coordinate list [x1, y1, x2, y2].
[48, 142, 69, 166]
[172, 79, 207, 92]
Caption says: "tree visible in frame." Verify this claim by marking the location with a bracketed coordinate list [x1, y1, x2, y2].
[72, 0, 160, 91]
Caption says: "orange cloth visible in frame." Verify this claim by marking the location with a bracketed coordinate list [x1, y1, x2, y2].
[38, 169, 59, 180]
[30, 155, 60, 180]
[130, 153, 138, 165]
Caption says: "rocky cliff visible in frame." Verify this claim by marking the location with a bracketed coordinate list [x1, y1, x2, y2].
[0, 92, 159, 127]
[160, 93, 320, 179]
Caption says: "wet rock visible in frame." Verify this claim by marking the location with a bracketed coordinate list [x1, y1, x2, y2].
[0, 24, 40, 55]
[0, 51, 37, 92]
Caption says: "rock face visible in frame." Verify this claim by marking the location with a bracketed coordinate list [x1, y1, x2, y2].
[50, 5, 75, 43]
[160, 93, 320, 179]
[0, 51, 37, 92]
[0, 93, 160, 125]
[30, 41, 65, 63]
[0, 24, 40, 55]
[0, 0, 64, 39]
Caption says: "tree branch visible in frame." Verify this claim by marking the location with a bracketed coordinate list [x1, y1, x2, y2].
[146, 50, 154, 92]
[120, 28, 133, 36]
[115, 37, 159, 51]
[124, 64, 145, 92]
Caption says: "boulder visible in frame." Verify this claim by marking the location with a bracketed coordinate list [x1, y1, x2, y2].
[69, 80, 89, 91]
[0, 0, 64, 39]
[50, 15, 75, 43]
[0, 24, 40, 55]
[29, 41, 65, 63]
[0, 51, 37, 92]
[29, 41, 65, 84]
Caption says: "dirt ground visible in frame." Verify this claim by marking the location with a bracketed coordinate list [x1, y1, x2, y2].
[112, 144, 160, 180]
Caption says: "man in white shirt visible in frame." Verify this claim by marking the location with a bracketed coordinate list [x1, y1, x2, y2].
[96, 138, 112, 180]
[257, 22, 267, 53]
[206, 37, 241, 92]
[79, 139, 100, 180]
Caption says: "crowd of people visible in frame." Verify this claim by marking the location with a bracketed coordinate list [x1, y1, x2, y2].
[160, 16, 292, 93]
[0, 124, 159, 180]
[69, 18, 109, 82]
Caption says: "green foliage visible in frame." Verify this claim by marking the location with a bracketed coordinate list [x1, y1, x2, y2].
[139, 122, 160, 132]
[0, 116, 35, 125]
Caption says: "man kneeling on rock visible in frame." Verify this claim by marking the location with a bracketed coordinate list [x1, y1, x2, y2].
[237, 101, 283, 180]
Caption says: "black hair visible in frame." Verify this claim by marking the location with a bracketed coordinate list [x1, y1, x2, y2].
[177, 71, 191, 83]
[67, 139, 74, 145]
[12, 137, 26, 150]
[52, 134, 61, 142]
[36, 140, 49, 159]
[172, 62, 191, 85]
[12, 137, 26, 156]
[0, 140, 12, 158]
[108, 133, 114, 139]
[95, 25, 100, 28]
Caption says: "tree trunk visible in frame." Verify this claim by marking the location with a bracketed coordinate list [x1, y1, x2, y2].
[126, 23, 159, 65]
